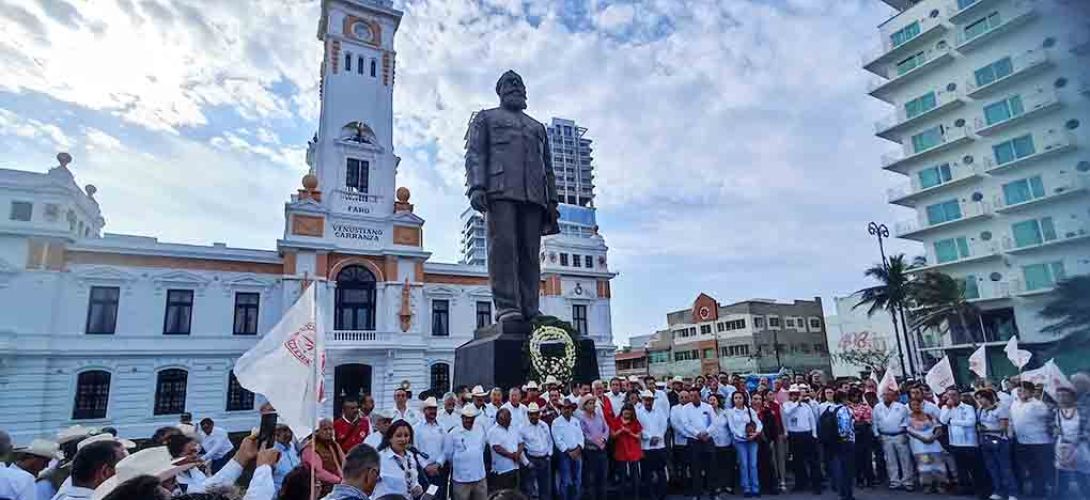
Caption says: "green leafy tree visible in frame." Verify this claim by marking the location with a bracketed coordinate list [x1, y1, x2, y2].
[854, 254, 914, 375]
[909, 271, 980, 342]
[1040, 275, 1090, 352]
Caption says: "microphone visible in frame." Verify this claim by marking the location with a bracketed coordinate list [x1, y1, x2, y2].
[408, 446, 429, 460]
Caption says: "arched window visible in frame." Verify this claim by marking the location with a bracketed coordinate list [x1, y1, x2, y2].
[226, 371, 254, 411]
[430, 363, 450, 393]
[370, 59, 377, 77]
[154, 369, 188, 415]
[335, 266, 376, 331]
[345, 52, 352, 72]
[72, 370, 110, 420]
[357, 56, 364, 75]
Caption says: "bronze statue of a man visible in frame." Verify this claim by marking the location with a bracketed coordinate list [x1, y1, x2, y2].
[465, 70, 560, 326]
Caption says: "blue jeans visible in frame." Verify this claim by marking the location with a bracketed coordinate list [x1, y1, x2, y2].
[830, 441, 856, 500]
[582, 448, 607, 500]
[736, 439, 759, 495]
[982, 439, 1015, 497]
[556, 451, 582, 500]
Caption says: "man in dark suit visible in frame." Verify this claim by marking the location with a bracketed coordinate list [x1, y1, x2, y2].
[464, 70, 559, 326]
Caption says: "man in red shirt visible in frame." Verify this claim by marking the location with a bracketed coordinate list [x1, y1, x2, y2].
[333, 399, 369, 452]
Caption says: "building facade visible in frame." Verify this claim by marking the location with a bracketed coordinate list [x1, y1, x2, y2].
[628, 293, 832, 379]
[864, 0, 1089, 374]
[826, 295, 904, 378]
[0, 0, 616, 443]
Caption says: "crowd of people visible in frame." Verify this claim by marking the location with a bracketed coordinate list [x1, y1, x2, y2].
[2, 370, 1089, 500]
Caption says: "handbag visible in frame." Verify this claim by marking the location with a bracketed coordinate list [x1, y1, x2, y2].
[977, 408, 1004, 451]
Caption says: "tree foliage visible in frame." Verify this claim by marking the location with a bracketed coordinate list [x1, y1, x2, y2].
[1040, 275, 1090, 353]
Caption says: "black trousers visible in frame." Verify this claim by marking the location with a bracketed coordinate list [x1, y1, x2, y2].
[486, 200, 544, 319]
[670, 444, 689, 490]
[713, 446, 736, 493]
[789, 432, 823, 493]
[854, 424, 876, 486]
[641, 449, 668, 500]
[1016, 442, 1055, 497]
[687, 439, 713, 496]
[951, 446, 990, 499]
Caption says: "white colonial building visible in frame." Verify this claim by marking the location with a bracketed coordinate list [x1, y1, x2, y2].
[0, 0, 616, 443]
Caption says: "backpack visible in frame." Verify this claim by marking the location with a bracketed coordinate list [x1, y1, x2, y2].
[818, 405, 842, 444]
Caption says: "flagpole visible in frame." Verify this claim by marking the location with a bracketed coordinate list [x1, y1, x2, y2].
[309, 280, 320, 500]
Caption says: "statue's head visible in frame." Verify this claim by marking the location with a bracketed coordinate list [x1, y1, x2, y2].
[495, 70, 527, 111]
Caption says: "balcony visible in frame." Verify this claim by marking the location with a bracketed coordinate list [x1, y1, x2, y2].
[328, 330, 397, 346]
[895, 200, 992, 239]
[887, 163, 983, 207]
[966, 49, 1051, 98]
[955, 3, 1036, 53]
[1003, 222, 1090, 255]
[949, 0, 998, 24]
[868, 46, 955, 103]
[910, 239, 1001, 273]
[863, 16, 949, 76]
[974, 88, 1061, 137]
[994, 175, 1089, 214]
[882, 125, 975, 174]
[875, 89, 965, 142]
[966, 280, 1015, 303]
[982, 130, 1077, 175]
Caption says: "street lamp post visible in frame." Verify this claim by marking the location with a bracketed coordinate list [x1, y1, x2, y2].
[868, 222, 911, 379]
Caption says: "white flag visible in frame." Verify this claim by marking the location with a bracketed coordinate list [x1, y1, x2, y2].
[925, 356, 956, 395]
[1004, 336, 1032, 369]
[1022, 359, 1074, 400]
[234, 284, 325, 438]
[968, 344, 988, 379]
[878, 367, 899, 397]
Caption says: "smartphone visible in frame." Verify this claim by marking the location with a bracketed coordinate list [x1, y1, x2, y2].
[421, 484, 439, 500]
[257, 412, 278, 448]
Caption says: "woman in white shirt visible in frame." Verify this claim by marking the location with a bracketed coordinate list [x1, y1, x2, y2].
[975, 389, 1015, 500]
[1054, 387, 1090, 496]
[708, 393, 735, 495]
[728, 391, 763, 497]
[373, 420, 423, 499]
[906, 399, 946, 493]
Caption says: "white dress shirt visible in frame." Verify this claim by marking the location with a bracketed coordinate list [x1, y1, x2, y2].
[363, 430, 383, 449]
[636, 404, 669, 450]
[1010, 398, 1053, 444]
[520, 420, 553, 458]
[940, 403, 978, 448]
[652, 390, 670, 415]
[551, 415, 584, 453]
[710, 410, 734, 447]
[922, 401, 942, 420]
[176, 457, 246, 494]
[873, 401, 909, 436]
[487, 424, 521, 474]
[670, 404, 690, 445]
[0, 464, 35, 500]
[437, 409, 460, 432]
[781, 400, 817, 437]
[679, 402, 716, 441]
[51, 483, 95, 500]
[607, 392, 627, 417]
[501, 402, 530, 430]
[726, 407, 762, 441]
[445, 425, 487, 483]
[392, 407, 421, 427]
[373, 448, 421, 498]
[414, 419, 447, 467]
[199, 426, 235, 462]
[484, 403, 502, 426]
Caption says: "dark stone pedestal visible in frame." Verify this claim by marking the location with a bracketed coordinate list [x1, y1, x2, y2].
[454, 319, 600, 390]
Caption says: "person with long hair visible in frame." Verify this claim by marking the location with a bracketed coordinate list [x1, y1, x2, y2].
[1054, 387, 1090, 496]
[373, 419, 423, 498]
[728, 390, 763, 497]
[906, 399, 946, 493]
[975, 389, 1015, 500]
[708, 393, 736, 496]
[609, 404, 643, 499]
[303, 418, 346, 496]
[752, 392, 780, 496]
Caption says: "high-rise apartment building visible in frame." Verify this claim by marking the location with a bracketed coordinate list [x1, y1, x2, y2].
[865, 0, 1089, 378]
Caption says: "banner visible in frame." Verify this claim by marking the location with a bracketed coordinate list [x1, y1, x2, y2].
[1004, 336, 1032, 369]
[878, 366, 899, 397]
[925, 356, 955, 395]
[968, 344, 988, 379]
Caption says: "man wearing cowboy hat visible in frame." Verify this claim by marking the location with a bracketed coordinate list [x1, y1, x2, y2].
[637, 390, 669, 500]
[667, 376, 684, 407]
[363, 409, 392, 450]
[415, 397, 449, 500]
[520, 403, 552, 500]
[783, 383, 822, 494]
[523, 381, 547, 410]
[445, 406, 488, 500]
[551, 396, 583, 500]
[0, 439, 60, 500]
[469, 386, 491, 433]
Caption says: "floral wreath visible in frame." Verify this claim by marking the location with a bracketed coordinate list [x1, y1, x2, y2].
[528, 325, 577, 384]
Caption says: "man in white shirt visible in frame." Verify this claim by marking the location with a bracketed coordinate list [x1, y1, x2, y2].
[392, 388, 421, 426]
[502, 387, 530, 430]
[445, 406, 488, 500]
[488, 408, 523, 491]
[669, 390, 691, 493]
[606, 378, 626, 418]
[363, 409, 392, 449]
[782, 384, 822, 494]
[415, 397, 449, 500]
[551, 397, 584, 500]
[940, 389, 988, 498]
[52, 439, 127, 500]
[0, 439, 60, 500]
[1010, 381, 1055, 498]
[198, 418, 235, 473]
[873, 388, 914, 491]
[679, 391, 716, 498]
[637, 390, 668, 499]
[485, 388, 504, 427]
[519, 403, 552, 500]
[438, 392, 462, 432]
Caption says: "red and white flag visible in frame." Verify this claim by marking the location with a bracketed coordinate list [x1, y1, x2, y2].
[925, 356, 955, 395]
[1004, 336, 1032, 370]
[878, 367, 899, 397]
[968, 344, 987, 379]
[234, 284, 326, 438]
[1021, 359, 1073, 400]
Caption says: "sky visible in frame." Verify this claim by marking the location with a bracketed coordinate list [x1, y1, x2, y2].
[0, 0, 925, 345]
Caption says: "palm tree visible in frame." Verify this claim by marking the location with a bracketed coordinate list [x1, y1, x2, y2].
[1040, 275, 1090, 352]
[908, 271, 981, 343]
[855, 254, 914, 377]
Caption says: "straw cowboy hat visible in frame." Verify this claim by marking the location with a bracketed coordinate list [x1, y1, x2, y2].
[56, 425, 98, 445]
[527, 403, 541, 413]
[77, 434, 137, 451]
[460, 406, 479, 418]
[471, 385, 488, 398]
[92, 446, 198, 500]
[422, 397, 439, 409]
[523, 381, 540, 391]
[15, 439, 62, 460]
